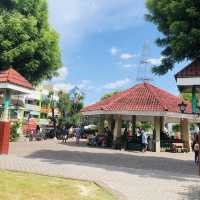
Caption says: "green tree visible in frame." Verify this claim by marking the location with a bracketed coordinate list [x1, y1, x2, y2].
[68, 87, 84, 126]
[172, 124, 180, 133]
[181, 93, 192, 102]
[146, 0, 200, 75]
[10, 122, 20, 142]
[0, 0, 61, 84]
[57, 91, 70, 118]
[136, 121, 153, 132]
[101, 90, 120, 100]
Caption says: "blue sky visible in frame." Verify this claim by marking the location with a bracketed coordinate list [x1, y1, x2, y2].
[48, 0, 187, 105]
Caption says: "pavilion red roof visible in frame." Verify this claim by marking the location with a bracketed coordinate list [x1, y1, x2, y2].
[0, 68, 33, 89]
[175, 60, 200, 79]
[81, 82, 191, 113]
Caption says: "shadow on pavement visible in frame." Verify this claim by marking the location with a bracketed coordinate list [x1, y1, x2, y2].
[25, 147, 199, 182]
[178, 185, 200, 200]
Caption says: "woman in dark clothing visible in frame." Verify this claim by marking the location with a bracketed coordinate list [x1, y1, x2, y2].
[192, 133, 199, 164]
[121, 128, 129, 150]
[63, 125, 68, 143]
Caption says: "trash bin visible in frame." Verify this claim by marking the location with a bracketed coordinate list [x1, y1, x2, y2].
[0, 121, 10, 154]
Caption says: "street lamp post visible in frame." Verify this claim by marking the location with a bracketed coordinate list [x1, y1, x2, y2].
[178, 101, 187, 114]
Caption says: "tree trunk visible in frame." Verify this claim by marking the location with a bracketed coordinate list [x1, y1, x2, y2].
[52, 107, 56, 135]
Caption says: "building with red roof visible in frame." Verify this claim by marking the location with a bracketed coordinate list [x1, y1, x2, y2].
[175, 60, 200, 113]
[82, 82, 195, 152]
[0, 68, 33, 94]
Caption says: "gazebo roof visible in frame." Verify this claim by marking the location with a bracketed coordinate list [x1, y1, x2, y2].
[175, 60, 200, 79]
[0, 68, 32, 89]
[81, 82, 191, 114]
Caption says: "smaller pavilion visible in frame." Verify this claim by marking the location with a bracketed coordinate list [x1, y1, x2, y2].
[81, 82, 196, 152]
[0, 68, 33, 154]
[0, 68, 33, 120]
[175, 60, 200, 113]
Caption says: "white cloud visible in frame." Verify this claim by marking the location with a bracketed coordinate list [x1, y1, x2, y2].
[51, 66, 69, 82]
[120, 53, 135, 60]
[77, 80, 94, 91]
[48, 0, 146, 48]
[53, 80, 93, 93]
[122, 64, 137, 68]
[103, 78, 130, 90]
[147, 57, 162, 66]
[53, 83, 74, 92]
[110, 47, 120, 56]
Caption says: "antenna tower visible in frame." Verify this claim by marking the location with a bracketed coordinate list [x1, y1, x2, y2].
[137, 42, 153, 82]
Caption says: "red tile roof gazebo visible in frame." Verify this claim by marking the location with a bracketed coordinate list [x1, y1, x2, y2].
[82, 82, 191, 114]
[82, 82, 195, 152]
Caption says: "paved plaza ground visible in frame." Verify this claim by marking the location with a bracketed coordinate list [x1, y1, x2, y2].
[0, 139, 200, 200]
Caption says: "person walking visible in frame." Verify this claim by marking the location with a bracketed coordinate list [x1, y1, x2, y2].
[121, 128, 129, 150]
[105, 127, 113, 147]
[141, 129, 148, 152]
[36, 125, 40, 135]
[63, 125, 68, 143]
[75, 126, 81, 144]
[192, 133, 199, 165]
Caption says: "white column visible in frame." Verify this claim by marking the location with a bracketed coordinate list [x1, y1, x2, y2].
[98, 115, 104, 135]
[113, 115, 122, 141]
[154, 116, 161, 152]
[180, 118, 190, 152]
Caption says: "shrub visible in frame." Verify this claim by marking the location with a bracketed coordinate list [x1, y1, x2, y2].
[10, 122, 20, 142]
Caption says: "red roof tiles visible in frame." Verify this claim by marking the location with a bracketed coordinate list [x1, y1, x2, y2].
[175, 60, 200, 78]
[81, 82, 191, 113]
[0, 68, 32, 89]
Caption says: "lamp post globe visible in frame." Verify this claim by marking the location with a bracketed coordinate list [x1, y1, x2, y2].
[178, 101, 187, 113]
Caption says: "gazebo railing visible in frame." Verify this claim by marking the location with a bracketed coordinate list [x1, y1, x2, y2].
[0, 108, 20, 121]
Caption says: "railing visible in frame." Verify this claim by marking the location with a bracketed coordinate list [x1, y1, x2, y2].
[24, 104, 41, 112]
[0, 108, 19, 121]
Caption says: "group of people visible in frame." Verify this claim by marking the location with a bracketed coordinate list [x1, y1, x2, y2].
[192, 133, 200, 165]
[115, 128, 150, 152]
[62, 125, 82, 144]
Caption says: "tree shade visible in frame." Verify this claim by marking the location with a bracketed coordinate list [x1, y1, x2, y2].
[0, 0, 62, 85]
[146, 0, 200, 75]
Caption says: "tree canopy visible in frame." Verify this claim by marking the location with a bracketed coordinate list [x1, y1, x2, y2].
[0, 0, 61, 84]
[56, 88, 84, 127]
[146, 0, 200, 75]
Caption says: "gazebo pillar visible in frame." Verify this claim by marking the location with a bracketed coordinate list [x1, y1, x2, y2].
[180, 118, 190, 152]
[98, 115, 105, 135]
[154, 116, 161, 152]
[2, 90, 11, 121]
[113, 115, 122, 141]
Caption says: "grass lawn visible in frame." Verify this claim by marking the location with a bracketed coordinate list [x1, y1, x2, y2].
[0, 171, 117, 200]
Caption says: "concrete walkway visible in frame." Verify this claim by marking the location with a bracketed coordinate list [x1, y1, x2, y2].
[0, 140, 200, 200]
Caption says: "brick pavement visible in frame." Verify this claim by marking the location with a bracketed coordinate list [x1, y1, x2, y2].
[0, 139, 199, 200]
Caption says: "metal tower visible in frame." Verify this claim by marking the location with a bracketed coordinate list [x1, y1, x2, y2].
[137, 42, 153, 82]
